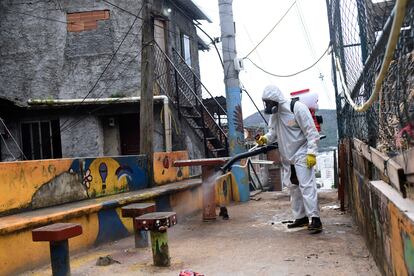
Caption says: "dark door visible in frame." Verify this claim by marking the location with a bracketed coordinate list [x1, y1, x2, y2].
[119, 114, 140, 155]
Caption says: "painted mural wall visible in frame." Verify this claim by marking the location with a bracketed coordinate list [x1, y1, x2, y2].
[215, 172, 233, 206]
[346, 145, 414, 276]
[0, 155, 148, 216]
[153, 151, 190, 185]
[0, 186, 202, 276]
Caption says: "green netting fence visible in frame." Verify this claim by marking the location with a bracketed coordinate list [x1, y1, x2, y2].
[328, 0, 414, 156]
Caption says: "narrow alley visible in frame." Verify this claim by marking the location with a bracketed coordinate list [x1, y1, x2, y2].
[1, 0, 413, 275]
[27, 191, 379, 276]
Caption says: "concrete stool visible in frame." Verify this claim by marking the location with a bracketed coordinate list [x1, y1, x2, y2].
[135, 212, 177, 267]
[121, 202, 156, 248]
[32, 223, 82, 276]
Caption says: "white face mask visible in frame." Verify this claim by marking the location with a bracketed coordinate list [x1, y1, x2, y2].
[263, 100, 278, 114]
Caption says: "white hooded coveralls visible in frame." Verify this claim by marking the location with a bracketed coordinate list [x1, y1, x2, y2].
[262, 85, 320, 219]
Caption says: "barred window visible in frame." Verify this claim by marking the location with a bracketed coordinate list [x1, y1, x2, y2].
[21, 120, 62, 160]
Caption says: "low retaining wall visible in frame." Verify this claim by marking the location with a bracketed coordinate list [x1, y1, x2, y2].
[345, 141, 414, 276]
[0, 151, 193, 216]
[0, 155, 148, 216]
[153, 151, 190, 185]
[0, 180, 202, 276]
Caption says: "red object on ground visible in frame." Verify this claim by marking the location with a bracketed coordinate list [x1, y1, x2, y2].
[179, 269, 205, 276]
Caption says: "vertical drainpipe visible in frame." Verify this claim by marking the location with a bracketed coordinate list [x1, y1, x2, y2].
[219, 0, 249, 202]
[162, 96, 172, 152]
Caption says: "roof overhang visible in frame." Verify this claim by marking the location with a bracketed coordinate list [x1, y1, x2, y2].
[27, 96, 169, 109]
[171, 0, 212, 23]
[0, 97, 24, 117]
[197, 35, 209, 51]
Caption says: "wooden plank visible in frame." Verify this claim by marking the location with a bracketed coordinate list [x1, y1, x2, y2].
[353, 138, 406, 197]
[392, 148, 414, 199]
[392, 147, 414, 182]
[338, 143, 346, 211]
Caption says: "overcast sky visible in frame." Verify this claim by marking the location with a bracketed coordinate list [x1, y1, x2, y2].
[192, 0, 336, 119]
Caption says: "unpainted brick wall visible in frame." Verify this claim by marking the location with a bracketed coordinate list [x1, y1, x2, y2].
[67, 10, 110, 32]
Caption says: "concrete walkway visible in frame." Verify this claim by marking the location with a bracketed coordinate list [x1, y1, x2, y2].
[25, 190, 380, 276]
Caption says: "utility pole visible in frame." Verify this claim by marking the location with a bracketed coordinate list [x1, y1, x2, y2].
[218, 0, 249, 202]
[140, 0, 154, 186]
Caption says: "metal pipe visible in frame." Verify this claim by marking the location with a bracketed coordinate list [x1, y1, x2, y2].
[350, 5, 395, 99]
[28, 96, 167, 105]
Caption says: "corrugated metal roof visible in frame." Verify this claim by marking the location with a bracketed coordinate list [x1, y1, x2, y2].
[172, 0, 212, 23]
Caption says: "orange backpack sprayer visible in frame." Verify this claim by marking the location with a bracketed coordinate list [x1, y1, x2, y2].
[290, 89, 323, 133]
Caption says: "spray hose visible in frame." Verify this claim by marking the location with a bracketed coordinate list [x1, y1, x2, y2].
[220, 143, 278, 173]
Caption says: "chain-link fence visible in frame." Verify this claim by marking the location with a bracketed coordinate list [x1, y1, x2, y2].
[328, 0, 414, 156]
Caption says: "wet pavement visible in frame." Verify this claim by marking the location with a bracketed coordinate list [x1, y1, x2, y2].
[25, 190, 380, 276]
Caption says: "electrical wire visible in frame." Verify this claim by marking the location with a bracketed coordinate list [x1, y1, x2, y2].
[58, 48, 145, 135]
[2, 1, 223, 154]
[102, 0, 205, 48]
[246, 43, 331, 78]
[243, 1, 296, 59]
[5, 1, 203, 48]
[0, 133, 16, 160]
[58, 3, 144, 132]
[240, 84, 268, 125]
[295, 0, 335, 106]
[0, 118, 27, 160]
[59, 46, 146, 134]
[168, 1, 224, 69]
[17, 1, 144, 143]
[33, 22, 145, 143]
[88, 22, 144, 102]
[335, 0, 408, 112]
[7, 9, 84, 27]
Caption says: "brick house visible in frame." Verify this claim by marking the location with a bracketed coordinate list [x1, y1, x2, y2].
[0, 0, 228, 162]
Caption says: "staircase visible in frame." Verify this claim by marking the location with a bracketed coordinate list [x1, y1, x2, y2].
[153, 42, 229, 157]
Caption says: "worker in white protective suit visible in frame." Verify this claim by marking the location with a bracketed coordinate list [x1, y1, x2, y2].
[256, 84, 322, 233]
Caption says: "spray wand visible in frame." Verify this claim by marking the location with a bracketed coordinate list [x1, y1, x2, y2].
[220, 143, 278, 173]
[216, 143, 278, 220]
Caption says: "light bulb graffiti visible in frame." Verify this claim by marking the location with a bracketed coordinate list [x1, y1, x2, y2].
[99, 162, 108, 193]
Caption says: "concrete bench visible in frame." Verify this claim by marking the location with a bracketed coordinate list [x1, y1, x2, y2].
[32, 223, 82, 276]
[0, 178, 201, 276]
[135, 212, 177, 267]
[121, 203, 156, 248]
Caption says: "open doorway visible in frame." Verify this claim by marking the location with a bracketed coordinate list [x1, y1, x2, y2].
[119, 114, 140, 155]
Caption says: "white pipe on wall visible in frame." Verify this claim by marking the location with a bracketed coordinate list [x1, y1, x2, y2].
[161, 96, 172, 152]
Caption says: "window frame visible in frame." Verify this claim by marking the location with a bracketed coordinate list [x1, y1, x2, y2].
[20, 119, 62, 160]
[180, 33, 192, 67]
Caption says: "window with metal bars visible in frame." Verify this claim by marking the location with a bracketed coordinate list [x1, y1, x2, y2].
[21, 120, 62, 160]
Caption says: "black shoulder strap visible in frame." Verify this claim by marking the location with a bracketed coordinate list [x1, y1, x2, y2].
[290, 98, 299, 113]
